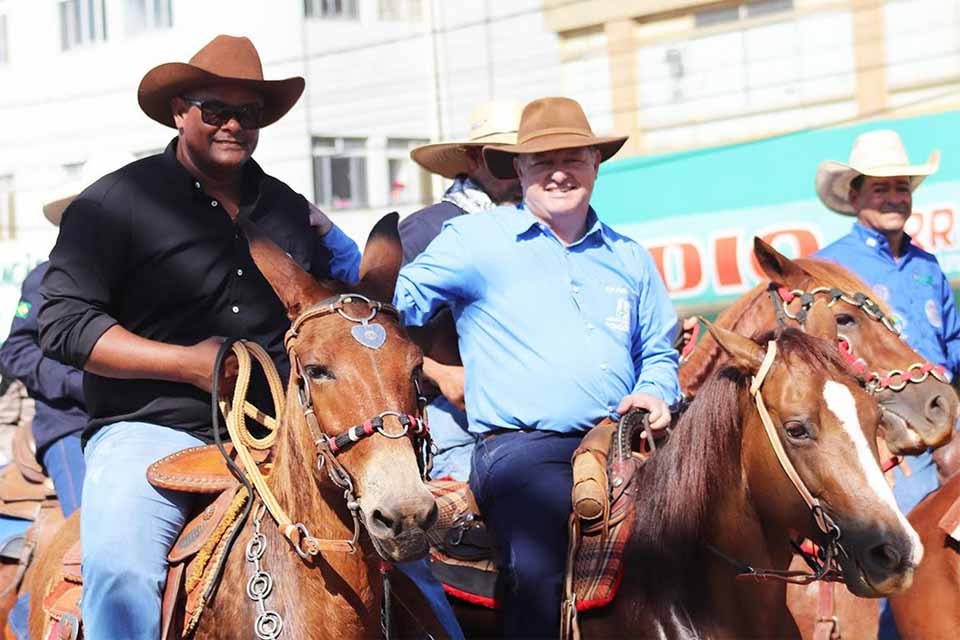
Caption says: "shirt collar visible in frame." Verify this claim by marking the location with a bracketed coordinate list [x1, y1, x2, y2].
[509, 203, 608, 247]
[161, 137, 266, 217]
[851, 221, 914, 260]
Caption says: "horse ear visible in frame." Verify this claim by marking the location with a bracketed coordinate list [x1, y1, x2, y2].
[754, 237, 810, 285]
[241, 219, 337, 321]
[355, 212, 402, 303]
[804, 303, 839, 343]
[702, 318, 766, 373]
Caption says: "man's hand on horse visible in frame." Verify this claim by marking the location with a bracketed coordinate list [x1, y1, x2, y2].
[423, 357, 466, 411]
[188, 336, 238, 397]
[616, 393, 671, 431]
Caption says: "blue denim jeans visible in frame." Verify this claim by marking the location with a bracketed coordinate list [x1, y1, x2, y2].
[40, 434, 86, 517]
[427, 396, 475, 481]
[470, 429, 582, 638]
[80, 422, 204, 640]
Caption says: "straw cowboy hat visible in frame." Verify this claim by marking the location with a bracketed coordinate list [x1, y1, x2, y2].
[410, 101, 524, 179]
[482, 97, 628, 179]
[815, 129, 940, 215]
[42, 151, 136, 225]
[138, 35, 304, 129]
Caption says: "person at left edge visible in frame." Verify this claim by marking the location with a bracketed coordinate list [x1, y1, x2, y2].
[37, 35, 359, 640]
[0, 154, 133, 519]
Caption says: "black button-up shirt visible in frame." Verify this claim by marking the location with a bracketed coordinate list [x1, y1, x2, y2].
[39, 138, 359, 442]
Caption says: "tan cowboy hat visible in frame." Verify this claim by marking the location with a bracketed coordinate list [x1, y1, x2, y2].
[42, 151, 137, 225]
[410, 101, 523, 179]
[815, 129, 940, 215]
[482, 97, 628, 179]
[138, 35, 304, 129]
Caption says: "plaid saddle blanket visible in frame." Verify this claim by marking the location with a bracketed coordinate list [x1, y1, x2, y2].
[426, 478, 632, 611]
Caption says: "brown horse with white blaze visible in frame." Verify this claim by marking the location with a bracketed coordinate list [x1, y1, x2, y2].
[580, 317, 922, 638]
[25, 214, 441, 639]
[682, 238, 957, 456]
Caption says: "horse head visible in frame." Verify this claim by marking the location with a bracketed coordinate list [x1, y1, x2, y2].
[684, 237, 957, 455]
[244, 214, 437, 564]
[707, 314, 923, 597]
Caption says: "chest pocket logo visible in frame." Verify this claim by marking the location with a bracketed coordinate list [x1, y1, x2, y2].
[605, 297, 631, 333]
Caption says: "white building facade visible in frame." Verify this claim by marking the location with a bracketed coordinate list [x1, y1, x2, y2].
[0, 0, 577, 337]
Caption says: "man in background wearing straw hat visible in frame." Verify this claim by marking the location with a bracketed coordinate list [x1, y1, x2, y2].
[37, 36, 360, 638]
[395, 97, 681, 636]
[399, 100, 523, 482]
[814, 129, 960, 639]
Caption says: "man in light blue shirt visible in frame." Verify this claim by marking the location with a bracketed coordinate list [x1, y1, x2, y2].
[395, 97, 681, 637]
[813, 130, 960, 639]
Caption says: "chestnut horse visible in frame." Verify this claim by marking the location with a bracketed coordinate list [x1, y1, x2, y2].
[682, 238, 957, 456]
[23, 214, 443, 639]
[887, 470, 960, 638]
[580, 319, 922, 638]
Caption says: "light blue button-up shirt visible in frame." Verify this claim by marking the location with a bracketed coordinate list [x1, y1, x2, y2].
[394, 205, 681, 435]
[815, 222, 960, 378]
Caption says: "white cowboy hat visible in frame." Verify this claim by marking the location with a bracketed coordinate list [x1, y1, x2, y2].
[815, 129, 940, 215]
[42, 151, 137, 225]
[410, 100, 524, 179]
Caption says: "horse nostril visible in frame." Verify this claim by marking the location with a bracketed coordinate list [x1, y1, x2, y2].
[868, 542, 902, 573]
[372, 508, 398, 535]
[924, 393, 949, 426]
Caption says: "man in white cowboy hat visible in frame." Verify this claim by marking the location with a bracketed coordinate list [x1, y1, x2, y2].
[394, 96, 681, 637]
[37, 35, 361, 638]
[398, 99, 523, 482]
[814, 129, 960, 639]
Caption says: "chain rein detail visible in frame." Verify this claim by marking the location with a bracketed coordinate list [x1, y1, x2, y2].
[776, 285, 948, 392]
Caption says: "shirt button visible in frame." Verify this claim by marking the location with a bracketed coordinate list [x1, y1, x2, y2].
[866, 238, 877, 247]
[211, 200, 219, 207]
[600, 363, 608, 370]
[236, 268, 244, 277]
[194, 181, 201, 189]
[231, 305, 239, 314]
[572, 286, 580, 294]
[586, 322, 594, 330]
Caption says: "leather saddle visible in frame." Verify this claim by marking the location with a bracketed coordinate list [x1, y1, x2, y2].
[39, 444, 271, 640]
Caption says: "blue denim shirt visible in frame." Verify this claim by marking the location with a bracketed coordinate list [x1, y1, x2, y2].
[815, 222, 960, 378]
[394, 205, 681, 435]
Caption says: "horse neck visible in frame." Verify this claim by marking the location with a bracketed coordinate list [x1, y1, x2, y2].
[250, 385, 382, 635]
[680, 284, 778, 395]
[624, 388, 798, 637]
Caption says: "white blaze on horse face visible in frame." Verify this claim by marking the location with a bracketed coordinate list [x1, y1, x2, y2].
[822, 380, 923, 566]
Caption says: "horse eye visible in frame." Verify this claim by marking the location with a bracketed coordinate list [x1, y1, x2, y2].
[304, 364, 335, 381]
[784, 421, 810, 440]
[835, 314, 857, 327]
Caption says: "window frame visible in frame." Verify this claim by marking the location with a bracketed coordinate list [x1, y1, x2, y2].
[59, 0, 107, 51]
[311, 137, 369, 210]
[304, 0, 360, 20]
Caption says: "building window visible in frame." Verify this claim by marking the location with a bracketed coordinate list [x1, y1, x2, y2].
[312, 137, 368, 210]
[560, 30, 613, 134]
[0, 175, 15, 242]
[59, 0, 107, 51]
[379, 0, 423, 22]
[304, 0, 359, 19]
[126, 0, 173, 35]
[0, 14, 8, 65]
[695, 1, 793, 28]
[386, 138, 429, 206]
[885, 0, 960, 91]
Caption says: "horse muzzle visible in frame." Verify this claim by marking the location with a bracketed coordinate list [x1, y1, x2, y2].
[879, 380, 957, 455]
[838, 526, 922, 597]
[363, 494, 438, 563]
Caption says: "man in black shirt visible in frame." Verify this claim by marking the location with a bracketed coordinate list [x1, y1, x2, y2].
[38, 35, 360, 639]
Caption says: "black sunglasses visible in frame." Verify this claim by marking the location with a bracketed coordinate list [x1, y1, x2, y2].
[182, 97, 264, 130]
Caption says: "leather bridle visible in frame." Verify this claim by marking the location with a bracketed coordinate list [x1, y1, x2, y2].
[770, 284, 948, 394]
[708, 340, 846, 585]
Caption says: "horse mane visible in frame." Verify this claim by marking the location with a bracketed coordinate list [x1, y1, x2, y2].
[631, 327, 857, 596]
